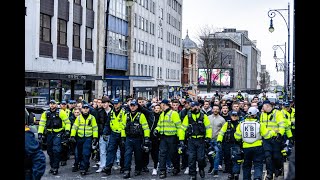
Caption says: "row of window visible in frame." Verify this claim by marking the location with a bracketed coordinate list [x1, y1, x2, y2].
[133, 38, 155, 57]
[108, 0, 128, 21]
[134, 13, 155, 35]
[166, 50, 180, 63]
[40, 13, 93, 50]
[132, 63, 154, 77]
[107, 31, 128, 56]
[74, 0, 93, 10]
[167, 13, 181, 31]
[167, 31, 181, 47]
[135, 0, 156, 14]
[167, 0, 182, 15]
[166, 68, 180, 80]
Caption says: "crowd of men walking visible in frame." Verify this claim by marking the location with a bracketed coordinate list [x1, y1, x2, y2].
[25, 90, 295, 180]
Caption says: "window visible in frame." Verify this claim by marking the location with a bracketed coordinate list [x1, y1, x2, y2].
[134, 38, 136, 52]
[40, 13, 51, 42]
[145, 65, 147, 76]
[133, 63, 136, 75]
[57, 19, 67, 45]
[138, 64, 141, 75]
[73, 23, 80, 48]
[86, 27, 92, 50]
[74, 0, 81, 5]
[86, 0, 93, 9]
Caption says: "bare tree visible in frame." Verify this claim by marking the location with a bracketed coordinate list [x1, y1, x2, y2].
[196, 25, 231, 93]
[259, 71, 271, 90]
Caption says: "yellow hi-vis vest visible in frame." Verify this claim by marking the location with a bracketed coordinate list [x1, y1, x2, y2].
[156, 109, 181, 136]
[260, 109, 285, 136]
[71, 114, 98, 138]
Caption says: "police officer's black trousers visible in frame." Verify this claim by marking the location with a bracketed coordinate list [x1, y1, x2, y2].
[61, 143, 70, 162]
[222, 142, 236, 174]
[263, 139, 283, 176]
[46, 131, 63, 169]
[142, 150, 150, 168]
[158, 135, 180, 172]
[187, 138, 206, 176]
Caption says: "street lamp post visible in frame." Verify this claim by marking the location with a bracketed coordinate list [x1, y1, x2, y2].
[268, 2, 291, 99]
[272, 43, 287, 101]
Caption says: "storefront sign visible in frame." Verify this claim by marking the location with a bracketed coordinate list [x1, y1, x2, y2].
[134, 87, 157, 92]
[66, 74, 87, 80]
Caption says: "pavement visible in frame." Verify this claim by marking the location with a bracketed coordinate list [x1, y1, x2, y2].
[40, 150, 289, 180]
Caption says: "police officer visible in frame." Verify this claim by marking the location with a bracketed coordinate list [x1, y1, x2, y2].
[59, 100, 71, 166]
[121, 99, 151, 179]
[102, 98, 126, 175]
[260, 100, 286, 179]
[281, 102, 295, 143]
[69, 104, 99, 175]
[179, 98, 192, 173]
[236, 90, 244, 101]
[153, 99, 182, 179]
[217, 111, 241, 180]
[38, 100, 71, 175]
[25, 112, 46, 180]
[179, 101, 212, 180]
[234, 107, 275, 180]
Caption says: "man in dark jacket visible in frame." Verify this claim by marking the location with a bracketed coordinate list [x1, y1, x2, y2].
[25, 111, 46, 180]
[149, 104, 162, 175]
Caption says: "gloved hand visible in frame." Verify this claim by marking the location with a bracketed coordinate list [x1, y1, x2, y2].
[38, 133, 43, 143]
[179, 140, 185, 147]
[121, 138, 126, 148]
[69, 136, 76, 143]
[153, 129, 158, 137]
[288, 137, 294, 146]
[102, 134, 109, 141]
[205, 138, 211, 147]
[273, 133, 283, 143]
[178, 141, 185, 154]
[92, 138, 98, 146]
[64, 130, 70, 138]
[217, 141, 222, 149]
[144, 137, 151, 146]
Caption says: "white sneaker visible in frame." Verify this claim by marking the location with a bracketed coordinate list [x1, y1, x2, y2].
[184, 167, 189, 174]
[96, 167, 104, 173]
[196, 167, 199, 172]
[152, 168, 157, 175]
[113, 165, 119, 170]
[218, 165, 223, 171]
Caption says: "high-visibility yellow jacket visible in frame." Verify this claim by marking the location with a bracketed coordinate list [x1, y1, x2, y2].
[38, 109, 71, 133]
[179, 112, 212, 140]
[281, 109, 293, 138]
[109, 109, 126, 133]
[260, 109, 285, 136]
[282, 108, 295, 130]
[121, 112, 150, 138]
[155, 109, 181, 136]
[234, 118, 275, 148]
[217, 120, 239, 142]
[70, 114, 98, 138]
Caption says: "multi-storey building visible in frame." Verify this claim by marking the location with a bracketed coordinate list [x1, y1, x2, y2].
[102, 0, 131, 101]
[25, 0, 102, 103]
[129, 0, 183, 100]
[181, 31, 198, 97]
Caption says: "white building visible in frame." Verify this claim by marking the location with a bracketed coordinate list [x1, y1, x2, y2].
[129, 0, 183, 100]
[25, 0, 102, 103]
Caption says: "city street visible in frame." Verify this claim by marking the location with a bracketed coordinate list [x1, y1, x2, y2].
[40, 151, 288, 180]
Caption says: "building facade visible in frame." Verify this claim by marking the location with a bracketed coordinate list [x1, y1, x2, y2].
[25, 0, 102, 103]
[129, 0, 183, 100]
[181, 32, 198, 97]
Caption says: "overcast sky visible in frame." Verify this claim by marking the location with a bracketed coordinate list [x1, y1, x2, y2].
[182, 0, 294, 86]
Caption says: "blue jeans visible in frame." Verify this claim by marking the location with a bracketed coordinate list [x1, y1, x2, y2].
[242, 146, 264, 180]
[208, 140, 221, 171]
[99, 135, 109, 168]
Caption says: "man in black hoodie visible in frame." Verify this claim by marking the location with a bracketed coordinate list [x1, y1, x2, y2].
[149, 104, 162, 175]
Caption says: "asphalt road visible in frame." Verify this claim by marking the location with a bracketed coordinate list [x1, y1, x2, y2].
[40, 150, 288, 180]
